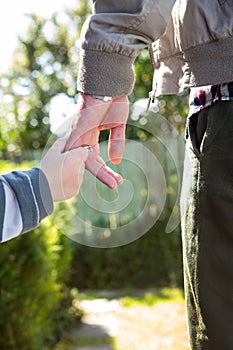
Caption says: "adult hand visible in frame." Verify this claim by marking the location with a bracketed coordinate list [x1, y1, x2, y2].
[65, 93, 129, 189]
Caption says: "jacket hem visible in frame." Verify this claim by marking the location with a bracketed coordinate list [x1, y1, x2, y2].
[153, 36, 233, 96]
[183, 35, 233, 88]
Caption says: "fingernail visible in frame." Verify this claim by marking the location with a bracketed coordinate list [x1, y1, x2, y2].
[117, 178, 124, 185]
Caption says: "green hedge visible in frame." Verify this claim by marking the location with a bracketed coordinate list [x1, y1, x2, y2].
[0, 224, 79, 350]
[0, 161, 80, 350]
[69, 210, 183, 290]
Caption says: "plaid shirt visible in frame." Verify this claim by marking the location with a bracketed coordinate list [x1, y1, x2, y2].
[189, 82, 233, 116]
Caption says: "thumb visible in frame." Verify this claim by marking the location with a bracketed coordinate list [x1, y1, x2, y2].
[51, 137, 68, 152]
[66, 147, 89, 164]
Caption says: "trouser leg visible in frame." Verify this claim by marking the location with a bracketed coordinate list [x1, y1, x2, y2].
[181, 101, 233, 350]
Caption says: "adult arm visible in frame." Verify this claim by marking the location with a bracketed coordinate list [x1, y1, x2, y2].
[66, 0, 175, 188]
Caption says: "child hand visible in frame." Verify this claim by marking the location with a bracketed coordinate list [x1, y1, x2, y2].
[40, 138, 88, 201]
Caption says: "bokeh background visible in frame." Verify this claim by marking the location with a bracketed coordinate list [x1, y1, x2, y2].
[0, 1, 190, 349]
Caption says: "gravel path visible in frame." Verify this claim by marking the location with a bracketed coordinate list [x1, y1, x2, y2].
[69, 299, 119, 350]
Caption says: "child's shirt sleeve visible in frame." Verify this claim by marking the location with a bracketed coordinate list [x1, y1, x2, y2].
[0, 168, 54, 243]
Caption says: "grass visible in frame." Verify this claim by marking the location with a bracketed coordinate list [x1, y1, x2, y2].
[118, 287, 184, 307]
[74, 287, 184, 303]
[70, 335, 116, 348]
[54, 333, 116, 350]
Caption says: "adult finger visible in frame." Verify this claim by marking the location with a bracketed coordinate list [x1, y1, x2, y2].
[65, 95, 112, 151]
[108, 123, 126, 164]
[85, 151, 123, 189]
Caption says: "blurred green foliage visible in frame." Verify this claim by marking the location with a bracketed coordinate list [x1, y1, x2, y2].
[0, 2, 91, 159]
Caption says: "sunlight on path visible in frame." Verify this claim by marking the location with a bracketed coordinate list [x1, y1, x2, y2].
[79, 299, 120, 337]
[116, 302, 190, 350]
[70, 297, 191, 350]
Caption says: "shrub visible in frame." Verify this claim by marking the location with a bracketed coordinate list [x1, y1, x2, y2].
[69, 214, 183, 290]
[0, 161, 80, 350]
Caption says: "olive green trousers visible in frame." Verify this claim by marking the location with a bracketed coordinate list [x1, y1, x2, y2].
[181, 101, 233, 349]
